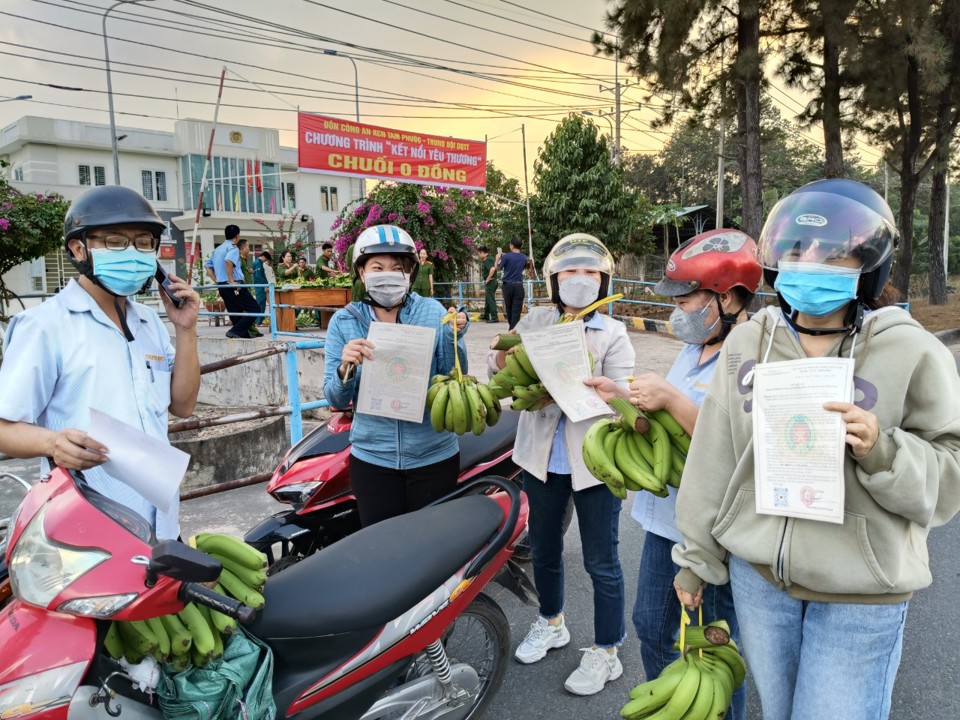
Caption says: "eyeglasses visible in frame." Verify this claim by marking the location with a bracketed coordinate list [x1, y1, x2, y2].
[85, 232, 159, 253]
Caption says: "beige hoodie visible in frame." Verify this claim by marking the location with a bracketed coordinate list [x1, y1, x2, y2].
[673, 306, 960, 604]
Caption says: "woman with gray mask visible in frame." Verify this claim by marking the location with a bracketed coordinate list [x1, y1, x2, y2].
[588, 229, 761, 720]
[323, 224, 468, 526]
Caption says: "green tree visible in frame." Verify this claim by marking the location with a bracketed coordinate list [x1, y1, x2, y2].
[472, 161, 527, 253]
[598, 0, 769, 238]
[0, 168, 70, 321]
[775, 0, 862, 177]
[530, 114, 635, 262]
[852, 0, 960, 298]
[329, 182, 481, 284]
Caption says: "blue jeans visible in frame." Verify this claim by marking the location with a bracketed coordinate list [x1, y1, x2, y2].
[729, 555, 908, 720]
[632, 532, 746, 720]
[523, 471, 625, 647]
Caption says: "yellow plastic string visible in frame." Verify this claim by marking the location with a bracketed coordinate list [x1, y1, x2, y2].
[679, 606, 691, 655]
[441, 309, 462, 381]
[697, 606, 704, 659]
[568, 293, 625, 322]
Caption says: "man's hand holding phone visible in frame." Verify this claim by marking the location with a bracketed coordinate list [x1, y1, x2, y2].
[156, 267, 200, 330]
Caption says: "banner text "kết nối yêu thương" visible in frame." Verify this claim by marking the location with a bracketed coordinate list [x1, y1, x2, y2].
[298, 113, 487, 190]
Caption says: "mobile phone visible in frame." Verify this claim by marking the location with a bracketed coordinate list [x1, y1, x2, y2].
[155, 266, 183, 308]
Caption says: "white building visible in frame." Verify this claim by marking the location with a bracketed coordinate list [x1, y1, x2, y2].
[0, 115, 360, 311]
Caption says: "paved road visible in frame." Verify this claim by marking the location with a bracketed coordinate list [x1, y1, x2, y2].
[3, 325, 960, 718]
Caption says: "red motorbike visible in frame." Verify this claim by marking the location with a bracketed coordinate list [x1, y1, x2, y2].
[0, 467, 530, 719]
[244, 409, 532, 570]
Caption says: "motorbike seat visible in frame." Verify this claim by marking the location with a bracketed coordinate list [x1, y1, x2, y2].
[250, 494, 503, 639]
[457, 409, 518, 472]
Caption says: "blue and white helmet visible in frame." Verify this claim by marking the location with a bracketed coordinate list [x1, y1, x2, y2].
[352, 224, 420, 286]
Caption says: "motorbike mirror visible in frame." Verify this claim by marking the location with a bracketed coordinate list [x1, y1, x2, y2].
[146, 540, 222, 587]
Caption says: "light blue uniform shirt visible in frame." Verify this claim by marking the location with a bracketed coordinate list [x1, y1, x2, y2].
[630, 342, 717, 543]
[207, 241, 243, 283]
[547, 312, 607, 474]
[0, 280, 180, 539]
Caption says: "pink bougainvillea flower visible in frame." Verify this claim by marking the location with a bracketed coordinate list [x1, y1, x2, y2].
[0, 218, 10, 231]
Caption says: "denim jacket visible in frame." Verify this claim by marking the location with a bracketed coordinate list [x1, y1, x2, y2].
[323, 294, 468, 469]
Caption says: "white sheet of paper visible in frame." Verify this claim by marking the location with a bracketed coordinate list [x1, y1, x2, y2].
[521, 321, 610, 423]
[87, 408, 190, 513]
[752, 357, 854, 524]
[356, 322, 437, 423]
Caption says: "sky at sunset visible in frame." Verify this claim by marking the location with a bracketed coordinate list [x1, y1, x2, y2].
[1, 1, 881, 186]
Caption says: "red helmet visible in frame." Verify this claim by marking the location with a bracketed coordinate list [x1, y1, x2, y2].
[655, 229, 762, 297]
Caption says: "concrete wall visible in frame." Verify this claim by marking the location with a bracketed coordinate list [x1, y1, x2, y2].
[172, 415, 288, 491]
[196, 336, 327, 408]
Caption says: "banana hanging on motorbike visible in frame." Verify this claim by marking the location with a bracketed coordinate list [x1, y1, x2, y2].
[2, 464, 533, 719]
[587, 228, 762, 720]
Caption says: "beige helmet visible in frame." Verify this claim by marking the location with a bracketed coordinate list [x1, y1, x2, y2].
[542, 233, 615, 303]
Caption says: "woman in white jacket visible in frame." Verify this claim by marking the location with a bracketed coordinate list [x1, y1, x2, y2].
[489, 234, 635, 696]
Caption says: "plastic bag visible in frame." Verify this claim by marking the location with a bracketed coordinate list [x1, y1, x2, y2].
[157, 626, 275, 720]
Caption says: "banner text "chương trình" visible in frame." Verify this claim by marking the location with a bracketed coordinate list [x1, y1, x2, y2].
[298, 113, 487, 190]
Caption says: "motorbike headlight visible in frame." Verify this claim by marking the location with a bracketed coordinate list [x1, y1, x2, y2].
[59, 593, 138, 618]
[271, 481, 322, 505]
[9, 505, 110, 608]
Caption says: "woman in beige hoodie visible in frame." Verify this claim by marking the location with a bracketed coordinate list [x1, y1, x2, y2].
[672, 179, 960, 720]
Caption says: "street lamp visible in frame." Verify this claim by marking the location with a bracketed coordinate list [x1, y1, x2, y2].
[0, 95, 32, 103]
[321, 49, 360, 123]
[322, 49, 364, 199]
[581, 111, 616, 163]
[102, 0, 153, 186]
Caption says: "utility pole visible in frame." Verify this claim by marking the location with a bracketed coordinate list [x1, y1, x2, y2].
[716, 23, 726, 229]
[599, 42, 627, 166]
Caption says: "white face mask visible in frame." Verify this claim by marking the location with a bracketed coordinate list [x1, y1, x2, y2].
[364, 271, 409, 307]
[558, 275, 601, 309]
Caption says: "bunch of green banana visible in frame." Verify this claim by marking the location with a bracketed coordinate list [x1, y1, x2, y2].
[582, 400, 691, 500]
[488, 344, 555, 412]
[103, 534, 268, 671]
[426, 372, 501, 435]
[620, 620, 746, 720]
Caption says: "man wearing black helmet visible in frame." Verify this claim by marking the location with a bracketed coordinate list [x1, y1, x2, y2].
[0, 185, 201, 540]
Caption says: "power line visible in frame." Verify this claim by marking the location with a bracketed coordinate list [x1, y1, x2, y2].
[496, 0, 615, 39]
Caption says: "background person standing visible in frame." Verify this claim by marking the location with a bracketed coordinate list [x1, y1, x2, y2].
[212, 224, 260, 339]
[478, 245, 498, 322]
[498, 238, 530, 329]
[411, 247, 435, 298]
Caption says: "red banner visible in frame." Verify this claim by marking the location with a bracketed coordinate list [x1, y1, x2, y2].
[298, 113, 487, 190]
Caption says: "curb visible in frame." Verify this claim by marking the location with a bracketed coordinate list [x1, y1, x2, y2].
[613, 314, 675, 337]
[935, 328, 960, 345]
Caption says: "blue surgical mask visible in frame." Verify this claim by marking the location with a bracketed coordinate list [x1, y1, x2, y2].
[90, 247, 157, 296]
[774, 261, 860, 317]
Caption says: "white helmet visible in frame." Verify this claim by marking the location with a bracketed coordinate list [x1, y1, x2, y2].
[352, 224, 420, 284]
[542, 233, 615, 303]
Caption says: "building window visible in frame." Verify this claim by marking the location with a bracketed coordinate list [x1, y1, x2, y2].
[13, 165, 23, 181]
[79, 164, 106, 186]
[283, 182, 296, 211]
[141, 170, 167, 202]
[320, 185, 339, 213]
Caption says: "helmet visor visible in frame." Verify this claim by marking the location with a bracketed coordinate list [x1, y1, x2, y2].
[758, 191, 896, 273]
[545, 236, 614, 274]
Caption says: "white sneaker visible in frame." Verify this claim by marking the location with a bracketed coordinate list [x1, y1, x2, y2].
[563, 647, 623, 696]
[514, 616, 571, 664]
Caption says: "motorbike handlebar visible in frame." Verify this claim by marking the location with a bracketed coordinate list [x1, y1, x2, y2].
[179, 582, 256, 625]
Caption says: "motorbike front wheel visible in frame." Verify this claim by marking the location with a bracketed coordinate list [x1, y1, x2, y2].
[372, 593, 509, 720]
